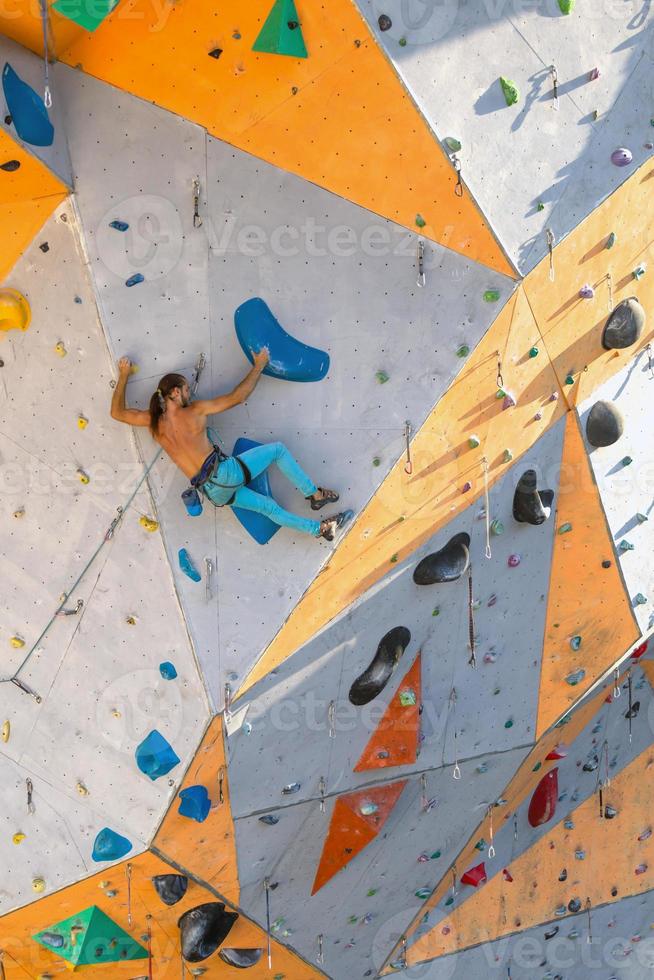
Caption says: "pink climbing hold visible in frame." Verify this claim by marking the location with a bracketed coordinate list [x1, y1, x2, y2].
[528, 767, 559, 827]
[589, 67, 600, 81]
[508, 554, 521, 568]
[502, 393, 516, 410]
[635, 863, 648, 875]
[461, 861, 487, 888]
[611, 147, 633, 167]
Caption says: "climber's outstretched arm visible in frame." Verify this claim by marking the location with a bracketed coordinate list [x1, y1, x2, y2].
[192, 348, 269, 418]
[110, 357, 149, 426]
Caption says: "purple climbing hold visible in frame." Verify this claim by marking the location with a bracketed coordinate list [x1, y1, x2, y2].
[502, 393, 516, 410]
[378, 14, 392, 30]
[462, 481, 472, 493]
[579, 284, 594, 299]
[611, 147, 633, 167]
[507, 554, 521, 568]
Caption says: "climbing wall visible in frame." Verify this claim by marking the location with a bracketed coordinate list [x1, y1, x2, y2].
[1, 0, 654, 977]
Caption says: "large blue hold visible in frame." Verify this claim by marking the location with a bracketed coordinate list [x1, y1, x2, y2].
[135, 730, 180, 780]
[2, 63, 54, 147]
[231, 437, 280, 546]
[92, 827, 132, 863]
[234, 298, 329, 382]
[178, 785, 211, 823]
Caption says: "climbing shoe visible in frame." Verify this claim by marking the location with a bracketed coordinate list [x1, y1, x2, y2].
[319, 510, 353, 541]
[309, 487, 340, 510]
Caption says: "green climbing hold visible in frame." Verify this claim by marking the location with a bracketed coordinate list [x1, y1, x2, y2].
[390, 554, 398, 563]
[376, 370, 389, 384]
[532, 761, 542, 772]
[415, 888, 431, 899]
[34, 907, 147, 966]
[565, 374, 575, 385]
[490, 519, 504, 536]
[504, 718, 514, 729]
[619, 540, 635, 552]
[431, 851, 441, 859]
[496, 387, 507, 399]
[457, 344, 470, 358]
[499, 77, 519, 107]
[415, 213, 426, 228]
[432, 607, 440, 617]
[367, 889, 378, 897]
[252, 0, 308, 58]
[52, 0, 119, 32]
[634, 593, 648, 605]
[399, 36, 407, 46]
[484, 289, 500, 302]
[558, 0, 575, 12]
[566, 668, 585, 686]
[474, 838, 486, 851]
[529, 346, 539, 358]
[444, 896, 454, 906]
[444, 137, 462, 152]
[555, 714, 571, 727]
[502, 449, 513, 463]
[537, 202, 545, 212]
[622, 456, 633, 467]
[399, 689, 417, 707]
[633, 264, 647, 280]
[558, 522, 572, 534]
[347, 915, 358, 924]
[468, 435, 480, 449]
[372, 456, 381, 467]
[606, 232, 616, 249]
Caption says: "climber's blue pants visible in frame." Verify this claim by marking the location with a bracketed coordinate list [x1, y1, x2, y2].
[202, 441, 322, 537]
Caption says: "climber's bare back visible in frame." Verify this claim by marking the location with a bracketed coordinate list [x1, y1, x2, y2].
[154, 405, 214, 479]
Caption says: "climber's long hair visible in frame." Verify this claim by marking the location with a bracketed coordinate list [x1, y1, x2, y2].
[149, 373, 187, 435]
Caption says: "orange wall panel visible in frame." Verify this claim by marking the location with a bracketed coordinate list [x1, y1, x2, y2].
[524, 161, 654, 407]
[0, 0, 84, 58]
[536, 411, 639, 736]
[238, 286, 566, 697]
[58, 0, 514, 275]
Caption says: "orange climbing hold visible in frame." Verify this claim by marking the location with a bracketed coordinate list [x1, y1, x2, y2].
[311, 780, 406, 894]
[354, 654, 421, 772]
[528, 768, 559, 827]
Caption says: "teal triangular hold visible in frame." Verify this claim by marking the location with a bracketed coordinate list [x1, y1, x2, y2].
[252, 0, 308, 58]
[52, 0, 120, 33]
[33, 906, 148, 966]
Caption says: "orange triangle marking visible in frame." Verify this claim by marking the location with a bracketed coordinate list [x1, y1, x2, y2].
[354, 655, 421, 772]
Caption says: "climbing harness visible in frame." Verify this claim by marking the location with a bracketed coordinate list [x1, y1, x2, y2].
[126, 863, 133, 926]
[550, 64, 559, 109]
[38, 0, 52, 108]
[205, 557, 214, 601]
[452, 154, 463, 197]
[482, 456, 492, 559]
[404, 421, 413, 475]
[192, 177, 202, 228]
[0, 450, 161, 701]
[264, 878, 272, 968]
[416, 241, 425, 287]
[450, 689, 461, 779]
[186, 444, 251, 508]
[487, 805, 496, 858]
[26, 778, 35, 815]
[546, 228, 556, 281]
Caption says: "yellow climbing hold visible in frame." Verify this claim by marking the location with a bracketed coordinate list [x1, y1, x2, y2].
[0, 288, 31, 333]
[77, 469, 90, 484]
[10, 636, 25, 649]
[77, 415, 88, 430]
[13, 507, 25, 518]
[32, 877, 46, 893]
[139, 516, 159, 532]
[2, 720, 10, 742]
[111, 708, 121, 718]
[125, 615, 138, 626]
[76, 781, 89, 796]
[54, 341, 67, 357]
[12, 832, 25, 845]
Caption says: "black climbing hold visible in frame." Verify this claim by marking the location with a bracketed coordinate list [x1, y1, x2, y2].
[544, 925, 559, 939]
[219, 948, 264, 968]
[208, 47, 223, 59]
[585, 400, 624, 448]
[558, 868, 567, 882]
[348, 626, 411, 706]
[152, 874, 188, 906]
[602, 560, 612, 568]
[583, 755, 599, 772]
[0, 159, 20, 172]
[567, 898, 581, 913]
[378, 14, 392, 30]
[604, 804, 618, 819]
[413, 532, 471, 585]
[601, 297, 645, 350]
[4, 115, 12, 125]
[625, 700, 640, 719]
[39, 242, 49, 252]
[611, 885, 618, 896]
[178, 903, 238, 962]
[512, 469, 554, 526]
[259, 814, 279, 825]
[287, 19, 299, 29]
[40, 932, 65, 947]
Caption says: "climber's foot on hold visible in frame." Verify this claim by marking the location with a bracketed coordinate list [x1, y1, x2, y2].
[319, 510, 353, 541]
[309, 487, 339, 511]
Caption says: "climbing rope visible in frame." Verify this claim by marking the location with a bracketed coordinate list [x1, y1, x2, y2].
[0, 448, 161, 701]
[585, 898, 593, 944]
[450, 689, 461, 779]
[319, 776, 326, 813]
[487, 805, 496, 859]
[482, 456, 491, 559]
[38, 0, 52, 108]
[627, 670, 633, 743]
[264, 878, 272, 968]
[126, 863, 133, 926]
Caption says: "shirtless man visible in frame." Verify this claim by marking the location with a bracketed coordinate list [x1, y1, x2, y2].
[110, 354, 352, 541]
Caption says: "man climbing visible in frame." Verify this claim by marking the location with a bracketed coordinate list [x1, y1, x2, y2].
[110, 353, 352, 541]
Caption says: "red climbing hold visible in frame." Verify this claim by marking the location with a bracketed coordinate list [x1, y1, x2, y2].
[461, 862, 487, 888]
[632, 641, 648, 660]
[546, 744, 568, 760]
[502, 868, 514, 882]
[528, 768, 559, 827]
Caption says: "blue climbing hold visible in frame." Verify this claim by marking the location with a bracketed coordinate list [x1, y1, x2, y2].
[178, 548, 201, 582]
[92, 827, 132, 862]
[159, 661, 178, 680]
[125, 273, 144, 287]
[231, 437, 280, 545]
[178, 785, 211, 823]
[135, 730, 180, 780]
[234, 298, 329, 382]
[2, 63, 54, 147]
[109, 220, 129, 231]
